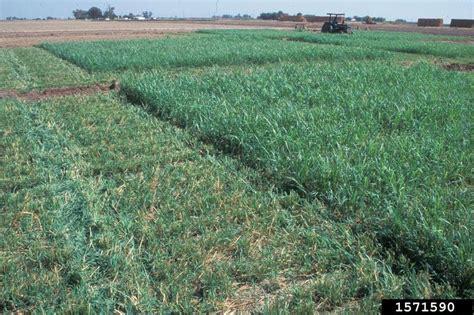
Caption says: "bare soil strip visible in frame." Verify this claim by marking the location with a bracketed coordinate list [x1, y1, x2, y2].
[441, 63, 474, 72]
[0, 82, 119, 101]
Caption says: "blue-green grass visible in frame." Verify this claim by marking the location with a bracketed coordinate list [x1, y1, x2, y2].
[2, 94, 446, 313]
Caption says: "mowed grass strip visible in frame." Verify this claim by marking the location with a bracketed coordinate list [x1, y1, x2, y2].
[1, 94, 441, 313]
[121, 61, 473, 295]
[0, 47, 107, 92]
[199, 29, 474, 62]
[40, 35, 388, 72]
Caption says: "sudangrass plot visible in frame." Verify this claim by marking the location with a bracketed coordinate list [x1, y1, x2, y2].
[122, 62, 473, 294]
[40, 35, 388, 72]
[1, 95, 440, 313]
[199, 29, 474, 61]
[2, 28, 473, 312]
[0, 47, 103, 91]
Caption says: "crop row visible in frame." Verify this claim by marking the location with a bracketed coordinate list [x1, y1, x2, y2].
[40, 35, 388, 72]
[121, 61, 473, 294]
[199, 30, 474, 61]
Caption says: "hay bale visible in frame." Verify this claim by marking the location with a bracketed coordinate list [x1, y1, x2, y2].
[417, 18, 443, 27]
[450, 19, 474, 28]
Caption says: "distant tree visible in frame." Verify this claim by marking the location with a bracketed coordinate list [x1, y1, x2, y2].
[104, 5, 117, 19]
[258, 11, 287, 20]
[46, 16, 55, 20]
[373, 17, 386, 22]
[87, 7, 103, 19]
[6, 16, 28, 20]
[142, 11, 153, 19]
[73, 9, 88, 19]
[394, 18, 407, 24]
[215, 14, 252, 20]
[297, 12, 303, 16]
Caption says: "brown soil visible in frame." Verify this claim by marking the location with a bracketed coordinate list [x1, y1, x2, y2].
[350, 23, 474, 36]
[1, 20, 472, 48]
[442, 63, 474, 72]
[0, 82, 119, 101]
[0, 20, 280, 48]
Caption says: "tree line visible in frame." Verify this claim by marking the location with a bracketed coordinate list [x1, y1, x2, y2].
[257, 11, 388, 22]
[214, 14, 253, 20]
[72, 6, 153, 20]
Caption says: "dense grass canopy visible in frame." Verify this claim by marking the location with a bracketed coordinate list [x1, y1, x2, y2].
[122, 61, 473, 294]
[199, 29, 474, 61]
[2, 28, 473, 312]
[40, 35, 388, 72]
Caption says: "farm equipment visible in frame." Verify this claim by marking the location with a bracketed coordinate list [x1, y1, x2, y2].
[321, 13, 352, 34]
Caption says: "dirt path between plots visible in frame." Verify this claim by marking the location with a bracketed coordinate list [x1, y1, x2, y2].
[0, 81, 120, 101]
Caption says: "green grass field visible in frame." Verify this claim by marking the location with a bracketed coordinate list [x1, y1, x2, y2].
[1, 29, 473, 313]
[121, 61, 473, 293]
[1, 95, 437, 313]
[40, 35, 388, 72]
[198, 29, 474, 62]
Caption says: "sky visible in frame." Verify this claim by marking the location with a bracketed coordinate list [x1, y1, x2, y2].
[1, 0, 472, 22]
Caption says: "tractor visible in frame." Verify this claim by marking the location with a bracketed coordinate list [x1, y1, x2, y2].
[321, 13, 352, 34]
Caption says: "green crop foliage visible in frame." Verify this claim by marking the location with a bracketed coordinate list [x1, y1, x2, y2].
[2, 95, 445, 313]
[40, 35, 388, 72]
[121, 61, 473, 295]
[0, 47, 106, 91]
[2, 28, 473, 312]
[199, 29, 474, 62]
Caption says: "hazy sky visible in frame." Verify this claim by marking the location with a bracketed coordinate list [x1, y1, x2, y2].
[1, 0, 472, 22]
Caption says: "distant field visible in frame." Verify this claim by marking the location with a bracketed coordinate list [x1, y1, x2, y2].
[1, 29, 473, 313]
[1, 20, 473, 48]
[0, 20, 269, 48]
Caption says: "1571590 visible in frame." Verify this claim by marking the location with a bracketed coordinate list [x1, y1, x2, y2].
[382, 300, 473, 315]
